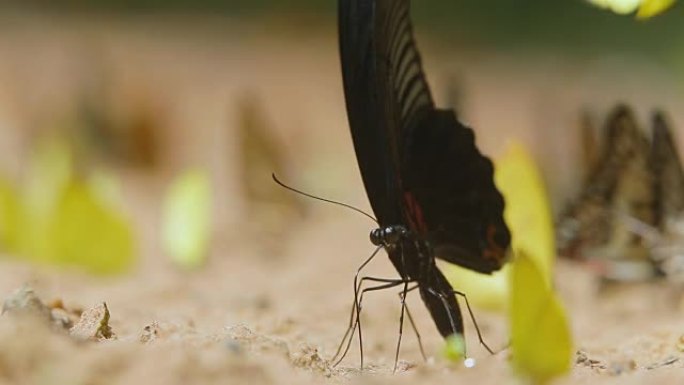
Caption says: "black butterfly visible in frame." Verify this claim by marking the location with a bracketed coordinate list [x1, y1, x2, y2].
[337, 0, 511, 367]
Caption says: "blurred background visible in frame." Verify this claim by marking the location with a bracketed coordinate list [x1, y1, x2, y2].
[0, 0, 683, 313]
[1, 0, 683, 222]
[0, 0, 683, 323]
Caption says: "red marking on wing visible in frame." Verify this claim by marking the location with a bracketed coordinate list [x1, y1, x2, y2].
[482, 224, 506, 262]
[404, 192, 428, 234]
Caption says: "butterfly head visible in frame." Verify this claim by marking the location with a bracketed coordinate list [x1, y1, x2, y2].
[370, 225, 408, 249]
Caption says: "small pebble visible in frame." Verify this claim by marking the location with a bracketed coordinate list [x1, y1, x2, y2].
[576, 350, 605, 369]
[69, 302, 115, 340]
[2, 285, 50, 318]
[50, 308, 74, 329]
[139, 322, 160, 344]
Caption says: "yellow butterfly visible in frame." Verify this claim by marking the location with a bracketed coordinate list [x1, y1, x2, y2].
[162, 169, 212, 270]
[586, 0, 676, 19]
[5, 135, 136, 275]
[509, 250, 572, 384]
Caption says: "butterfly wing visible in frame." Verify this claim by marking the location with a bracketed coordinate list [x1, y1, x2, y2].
[339, 0, 415, 225]
[402, 109, 510, 273]
[651, 111, 684, 227]
[580, 110, 600, 184]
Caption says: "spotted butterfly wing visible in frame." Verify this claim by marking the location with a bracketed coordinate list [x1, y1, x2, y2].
[339, 0, 510, 338]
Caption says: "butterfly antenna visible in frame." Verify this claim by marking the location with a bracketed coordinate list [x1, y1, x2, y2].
[272, 173, 378, 224]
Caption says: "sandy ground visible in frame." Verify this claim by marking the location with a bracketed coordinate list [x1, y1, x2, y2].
[1, 13, 684, 384]
[2, 213, 684, 385]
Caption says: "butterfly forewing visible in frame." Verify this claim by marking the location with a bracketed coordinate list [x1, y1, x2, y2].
[339, 0, 402, 225]
[340, 0, 434, 225]
[375, 0, 434, 137]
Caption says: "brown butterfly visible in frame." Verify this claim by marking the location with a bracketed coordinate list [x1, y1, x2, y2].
[651, 111, 684, 228]
[557, 105, 657, 280]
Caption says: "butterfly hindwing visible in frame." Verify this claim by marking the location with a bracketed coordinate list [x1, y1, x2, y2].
[403, 110, 509, 272]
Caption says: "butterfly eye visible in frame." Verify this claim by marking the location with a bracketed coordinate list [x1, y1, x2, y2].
[369, 228, 383, 246]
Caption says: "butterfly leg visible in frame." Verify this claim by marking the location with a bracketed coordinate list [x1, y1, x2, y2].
[331, 246, 383, 363]
[331, 300, 357, 363]
[451, 290, 500, 355]
[396, 284, 426, 363]
[355, 279, 407, 369]
[333, 277, 406, 369]
[392, 281, 411, 373]
[427, 286, 497, 356]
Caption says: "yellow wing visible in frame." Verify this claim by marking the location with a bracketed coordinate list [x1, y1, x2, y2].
[162, 168, 213, 270]
[443, 141, 555, 310]
[586, 0, 676, 18]
[509, 250, 572, 383]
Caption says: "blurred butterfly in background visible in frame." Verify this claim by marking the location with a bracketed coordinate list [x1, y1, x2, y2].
[644, 112, 684, 284]
[236, 95, 306, 255]
[585, 0, 677, 19]
[558, 105, 684, 283]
